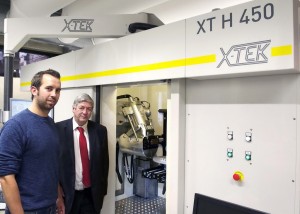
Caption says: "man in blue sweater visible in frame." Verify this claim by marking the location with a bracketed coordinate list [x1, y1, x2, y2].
[0, 69, 63, 214]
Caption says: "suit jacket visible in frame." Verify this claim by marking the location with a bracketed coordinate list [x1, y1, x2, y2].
[56, 118, 109, 214]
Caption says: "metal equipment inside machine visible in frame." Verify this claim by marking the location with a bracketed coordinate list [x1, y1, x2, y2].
[115, 93, 167, 213]
[117, 94, 161, 158]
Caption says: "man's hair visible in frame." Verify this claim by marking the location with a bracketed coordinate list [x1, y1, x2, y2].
[72, 93, 94, 108]
[31, 69, 61, 100]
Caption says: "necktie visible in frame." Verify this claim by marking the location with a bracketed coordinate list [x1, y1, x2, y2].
[77, 127, 91, 187]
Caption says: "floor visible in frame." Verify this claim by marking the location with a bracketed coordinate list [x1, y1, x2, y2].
[0, 196, 166, 214]
[115, 196, 166, 214]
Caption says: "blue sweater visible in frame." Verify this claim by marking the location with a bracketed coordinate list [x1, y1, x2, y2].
[0, 109, 59, 211]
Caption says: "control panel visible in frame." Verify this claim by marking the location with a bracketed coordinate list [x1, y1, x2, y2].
[226, 128, 254, 182]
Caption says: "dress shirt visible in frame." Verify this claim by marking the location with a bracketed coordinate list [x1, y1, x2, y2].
[72, 118, 90, 190]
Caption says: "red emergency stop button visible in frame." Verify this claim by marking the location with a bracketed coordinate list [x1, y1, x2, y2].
[233, 171, 244, 181]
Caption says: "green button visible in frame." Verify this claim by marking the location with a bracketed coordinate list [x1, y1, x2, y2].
[227, 152, 233, 158]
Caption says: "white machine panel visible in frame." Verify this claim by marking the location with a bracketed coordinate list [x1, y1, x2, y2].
[20, 0, 300, 88]
[71, 21, 185, 87]
[20, 21, 186, 89]
[186, 0, 299, 79]
[184, 74, 299, 214]
[4, 14, 151, 54]
[20, 52, 76, 91]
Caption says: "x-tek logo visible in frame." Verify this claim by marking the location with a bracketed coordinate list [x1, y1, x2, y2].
[217, 40, 270, 68]
[62, 19, 94, 32]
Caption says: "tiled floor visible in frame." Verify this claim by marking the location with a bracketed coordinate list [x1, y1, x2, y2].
[116, 196, 166, 214]
[0, 196, 166, 214]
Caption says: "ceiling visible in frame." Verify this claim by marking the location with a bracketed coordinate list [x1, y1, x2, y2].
[0, 0, 252, 55]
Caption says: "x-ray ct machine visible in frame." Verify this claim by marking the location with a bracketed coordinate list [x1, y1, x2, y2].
[10, 0, 300, 213]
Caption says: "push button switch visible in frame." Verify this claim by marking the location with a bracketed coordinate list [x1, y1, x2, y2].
[245, 151, 252, 161]
[227, 148, 233, 158]
[227, 131, 233, 140]
[245, 132, 252, 142]
[233, 171, 244, 181]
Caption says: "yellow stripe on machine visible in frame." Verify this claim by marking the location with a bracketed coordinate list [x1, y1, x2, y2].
[62, 58, 187, 82]
[186, 54, 216, 66]
[21, 54, 217, 86]
[271, 45, 292, 56]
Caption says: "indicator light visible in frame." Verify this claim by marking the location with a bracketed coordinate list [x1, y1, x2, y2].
[245, 151, 252, 161]
[227, 148, 233, 158]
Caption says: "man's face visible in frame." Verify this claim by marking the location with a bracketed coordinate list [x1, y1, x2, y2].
[31, 74, 61, 112]
[73, 101, 93, 126]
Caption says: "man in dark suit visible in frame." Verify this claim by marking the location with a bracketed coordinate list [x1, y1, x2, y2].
[56, 93, 109, 214]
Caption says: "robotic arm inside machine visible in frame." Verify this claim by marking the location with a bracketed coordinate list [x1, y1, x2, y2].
[117, 94, 163, 158]
[116, 94, 167, 194]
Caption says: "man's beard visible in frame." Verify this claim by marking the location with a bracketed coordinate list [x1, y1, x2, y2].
[36, 92, 56, 111]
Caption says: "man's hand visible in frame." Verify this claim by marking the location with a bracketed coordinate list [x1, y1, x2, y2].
[56, 196, 65, 214]
[56, 185, 65, 214]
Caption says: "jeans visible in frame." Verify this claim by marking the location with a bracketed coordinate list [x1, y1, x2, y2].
[5, 204, 56, 214]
